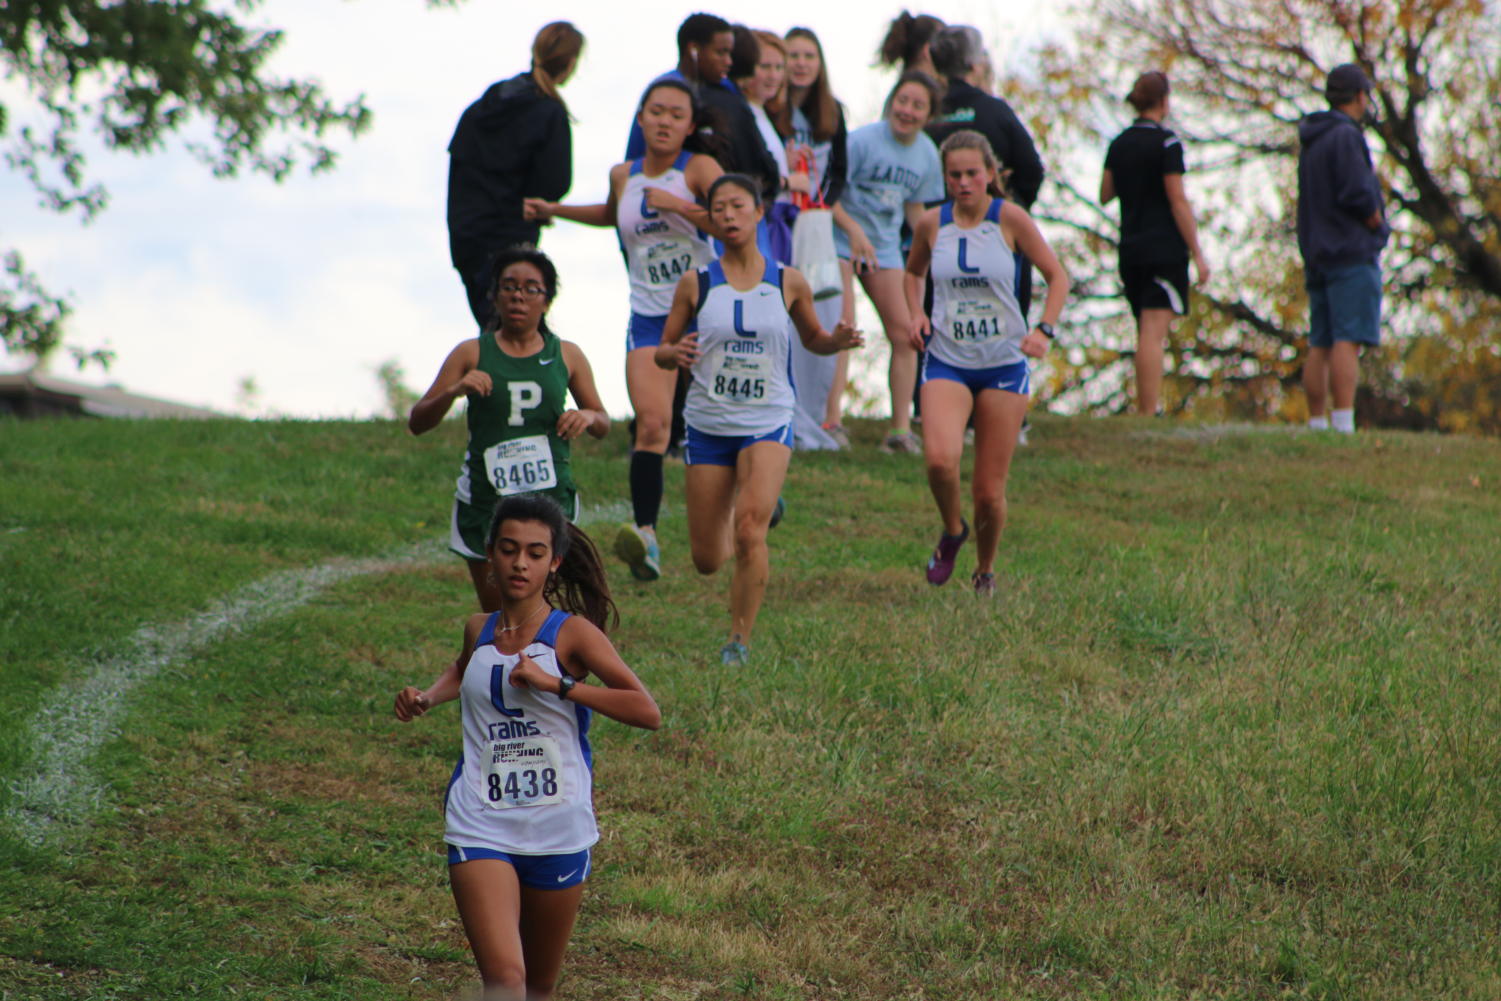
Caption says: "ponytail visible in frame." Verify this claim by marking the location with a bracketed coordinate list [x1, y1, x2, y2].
[531, 21, 585, 113]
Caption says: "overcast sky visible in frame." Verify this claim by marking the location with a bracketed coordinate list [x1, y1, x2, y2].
[1, 1, 1069, 419]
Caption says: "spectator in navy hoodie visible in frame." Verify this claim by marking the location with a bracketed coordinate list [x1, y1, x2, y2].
[1296, 63, 1390, 434]
[447, 22, 584, 330]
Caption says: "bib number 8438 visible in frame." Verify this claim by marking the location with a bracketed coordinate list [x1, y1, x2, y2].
[487, 767, 558, 803]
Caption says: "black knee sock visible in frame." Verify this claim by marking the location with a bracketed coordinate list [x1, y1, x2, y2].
[629, 451, 664, 529]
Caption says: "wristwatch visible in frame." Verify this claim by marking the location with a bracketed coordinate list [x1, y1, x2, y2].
[557, 674, 576, 700]
[1036, 322, 1056, 340]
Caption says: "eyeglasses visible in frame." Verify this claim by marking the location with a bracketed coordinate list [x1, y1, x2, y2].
[497, 282, 548, 299]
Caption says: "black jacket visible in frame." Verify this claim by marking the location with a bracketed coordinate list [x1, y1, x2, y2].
[1296, 109, 1389, 273]
[926, 80, 1045, 209]
[447, 73, 572, 266]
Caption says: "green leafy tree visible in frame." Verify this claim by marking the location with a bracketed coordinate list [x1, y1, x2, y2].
[1010, 0, 1501, 430]
[1, 1, 372, 367]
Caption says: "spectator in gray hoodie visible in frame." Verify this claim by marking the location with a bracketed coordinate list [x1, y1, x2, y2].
[1296, 63, 1390, 433]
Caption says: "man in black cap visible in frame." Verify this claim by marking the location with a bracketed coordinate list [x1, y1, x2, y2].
[1296, 62, 1390, 433]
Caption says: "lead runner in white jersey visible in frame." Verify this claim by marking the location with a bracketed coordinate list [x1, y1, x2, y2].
[903, 130, 1070, 597]
[526, 79, 721, 585]
[655, 173, 863, 665]
[395, 493, 660, 1000]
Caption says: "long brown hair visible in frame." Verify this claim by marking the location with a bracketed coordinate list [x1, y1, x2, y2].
[486, 494, 618, 633]
[531, 21, 584, 112]
[877, 11, 945, 70]
[782, 27, 840, 143]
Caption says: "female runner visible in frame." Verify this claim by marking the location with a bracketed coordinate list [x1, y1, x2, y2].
[655, 174, 863, 664]
[410, 247, 610, 611]
[525, 79, 721, 582]
[833, 70, 945, 454]
[395, 493, 660, 1000]
[903, 131, 1070, 595]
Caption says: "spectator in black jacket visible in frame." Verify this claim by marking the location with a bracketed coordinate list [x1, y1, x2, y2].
[926, 26, 1043, 210]
[1297, 63, 1389, 434]
[624, 13, 778, 200]
[446, 22, 583, 331]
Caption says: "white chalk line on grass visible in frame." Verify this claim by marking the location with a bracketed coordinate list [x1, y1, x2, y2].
[4, 499, 646, 848]
[5, 538, 452, 847]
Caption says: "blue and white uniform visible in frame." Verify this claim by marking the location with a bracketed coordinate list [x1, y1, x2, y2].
[684, 258, 797, 444]
[618, 152, 714, 349]
[924, 199, 1031, 394]
[444, 610, 596, 867]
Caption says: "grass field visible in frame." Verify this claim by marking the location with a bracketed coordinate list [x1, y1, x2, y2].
[3, 414, 1501, 1000]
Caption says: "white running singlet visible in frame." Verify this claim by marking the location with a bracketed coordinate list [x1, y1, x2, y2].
[928, 199, 1028, 369]
[443, 610, 598, 856]
[618, 153, 714, 316]
[684, 258, 798, 436]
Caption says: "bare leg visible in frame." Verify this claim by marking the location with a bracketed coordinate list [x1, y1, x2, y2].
[1329, 340, 1360, 410]
[518, 883, 587, 1000]
[684, 462, 737, 576]
[825, 260, 858, 427]
[919, 379, 973, 536]
[626, 347, 676, 455]
[467, 559, 502, 613]
[727, 442, 792, 644]
[450, 859, 527, 1001]
[1304, 346, 1331, 418]
[858, 268, 916, 434]
[969, 389, 1030, 576]
[1134, 308, 1172, 415]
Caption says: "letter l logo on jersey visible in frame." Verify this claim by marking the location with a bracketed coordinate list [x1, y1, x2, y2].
[957, 238, 981, 274]
[733, 300, 757, 337]
[640, 190, 659, 219]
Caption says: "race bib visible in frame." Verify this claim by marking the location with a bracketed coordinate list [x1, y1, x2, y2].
[710, 351, 769, 402]
[643, 240, 696, 286]
[484, 435, 557, 495]
[950, 299, 1003, 343]
[480, 735, 565, 810]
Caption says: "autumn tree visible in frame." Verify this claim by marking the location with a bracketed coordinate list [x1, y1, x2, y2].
[1010, 0, 1501, 431]
[1, 1, 372, 367]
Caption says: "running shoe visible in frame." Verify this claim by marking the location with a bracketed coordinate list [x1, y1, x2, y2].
[720, 641, 750, 666]
[769, 496, 786, 529]
[925, 519, 969, 586]
[881, 430, 922, 454]
[972, 571, 997, 598]
[1017, 419, 1031, 448]
[821, 423, 851, 450]
[614, 524, 661, 582]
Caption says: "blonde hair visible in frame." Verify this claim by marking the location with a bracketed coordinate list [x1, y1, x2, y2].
[753, 30, 790, 126]
[939, 129, 1005, 198]
[531, 22, 585, 111]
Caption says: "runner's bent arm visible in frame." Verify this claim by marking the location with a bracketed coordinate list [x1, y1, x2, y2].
[409, 340, 484, 435]
[559, 340, 611, 440]
[654, 273, 702, 370]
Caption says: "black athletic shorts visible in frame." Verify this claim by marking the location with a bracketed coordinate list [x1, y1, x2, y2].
[1120, 259, 1189, 318]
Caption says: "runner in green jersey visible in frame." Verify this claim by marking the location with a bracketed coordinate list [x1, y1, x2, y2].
[411, 247, 611, 610]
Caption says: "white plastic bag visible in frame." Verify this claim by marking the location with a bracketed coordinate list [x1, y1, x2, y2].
[792, 207, 840, 301]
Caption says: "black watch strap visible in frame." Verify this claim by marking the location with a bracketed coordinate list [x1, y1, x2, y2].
[1036, 322, 1056, 340]
[557, 674, 576, 700]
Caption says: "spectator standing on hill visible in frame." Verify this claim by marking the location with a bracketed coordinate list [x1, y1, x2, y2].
[1297, 63, 1389, 434]
[877, 11, 946, 77]
[925, 26, 1043, 210]
[1101, 71, 1210, 416]
[625, 13, 778, 200]
[447, 22, 584, 331]
[782, 26, 855, 449]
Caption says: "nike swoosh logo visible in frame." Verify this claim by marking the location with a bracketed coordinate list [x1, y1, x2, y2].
[539, 358, 555, 365]
[557, 869, 578, 882]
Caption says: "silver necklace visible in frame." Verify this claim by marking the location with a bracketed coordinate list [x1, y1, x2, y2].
[496, 603, 547, 634]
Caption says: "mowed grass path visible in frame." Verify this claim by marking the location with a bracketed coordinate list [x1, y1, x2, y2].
[3, 416, 1500, 1000]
